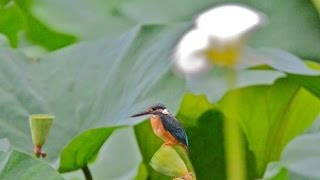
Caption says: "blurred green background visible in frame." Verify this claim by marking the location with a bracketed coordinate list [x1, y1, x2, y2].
[0, 0, 319, 180]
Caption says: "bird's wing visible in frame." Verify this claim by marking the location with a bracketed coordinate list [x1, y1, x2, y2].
[160, 114, 189, 147]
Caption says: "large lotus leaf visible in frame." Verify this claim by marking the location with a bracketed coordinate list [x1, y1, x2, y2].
[218, 78, 320, 176]
[0, 150, 65, 180]
[0, 24, 188, 165]
[0, 138, 10, 170]
[0, 138, 10, 152]
[31, 0, 135, 40]
[23, 0, 320, 61]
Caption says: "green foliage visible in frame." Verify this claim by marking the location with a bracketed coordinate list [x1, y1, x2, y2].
[136, 76, 320, 179]
[0, 0, 320, 179]
[136, 94, 257, 179]
[0, 150, 65, 180]
[0, 4, 24, 47]
[218, 78, 320, 175]
[134, 94, 226, 179]
[0, 24, 186, 163]
[0, 1, 76, 50]
[313, 0, 320, 14]
[1, 0, 320, 61]
[59, 127, 120, 173]
[134, 163, 148, 180]
[264, 117, 320, 179]
[134, 120, 168, 179]
[287, 74, 320, 98]
[176, 95, 226, 180]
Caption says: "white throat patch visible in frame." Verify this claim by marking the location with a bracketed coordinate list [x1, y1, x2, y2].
[162, 109, 169, 114]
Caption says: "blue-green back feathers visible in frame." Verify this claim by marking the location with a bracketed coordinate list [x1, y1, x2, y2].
[159, 113, 189, 148]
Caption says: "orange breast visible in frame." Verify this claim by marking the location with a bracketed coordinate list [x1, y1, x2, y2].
[150, 115, 179, 145]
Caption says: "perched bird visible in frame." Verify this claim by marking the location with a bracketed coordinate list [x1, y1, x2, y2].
[131, 103, 189, 151]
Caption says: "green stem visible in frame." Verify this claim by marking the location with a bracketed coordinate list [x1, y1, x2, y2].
[81, 165, 93, 180]
[224, 70, 246, 180]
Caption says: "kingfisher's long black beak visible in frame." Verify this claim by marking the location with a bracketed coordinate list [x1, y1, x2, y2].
[131, 110, 151, 117]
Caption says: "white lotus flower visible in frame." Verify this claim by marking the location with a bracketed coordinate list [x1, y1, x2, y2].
[173, 4, 267, 77]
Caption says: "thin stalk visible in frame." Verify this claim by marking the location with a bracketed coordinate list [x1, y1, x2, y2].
[81, 165, 93, 180]
[224, 70, 247, 180]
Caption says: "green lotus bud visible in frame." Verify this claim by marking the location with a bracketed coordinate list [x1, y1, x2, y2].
[29, 114, 54, 158]
[150, 145, 195, 179]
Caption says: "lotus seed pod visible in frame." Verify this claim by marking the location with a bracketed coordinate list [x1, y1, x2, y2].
[29, 114, 54, 158]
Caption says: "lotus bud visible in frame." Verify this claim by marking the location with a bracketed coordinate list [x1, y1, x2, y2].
[150, 145, 195, 179]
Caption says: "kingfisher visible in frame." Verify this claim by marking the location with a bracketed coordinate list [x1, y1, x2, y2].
[131, 103, 189, 151]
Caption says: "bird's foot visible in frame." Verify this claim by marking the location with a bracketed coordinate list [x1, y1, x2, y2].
[173, 172, 195, 180]
[183, 172, 195, 180]
[163, 142, 174, 146]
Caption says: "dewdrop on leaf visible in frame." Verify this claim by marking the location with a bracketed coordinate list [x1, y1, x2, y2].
[172, 4, 266, 77]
